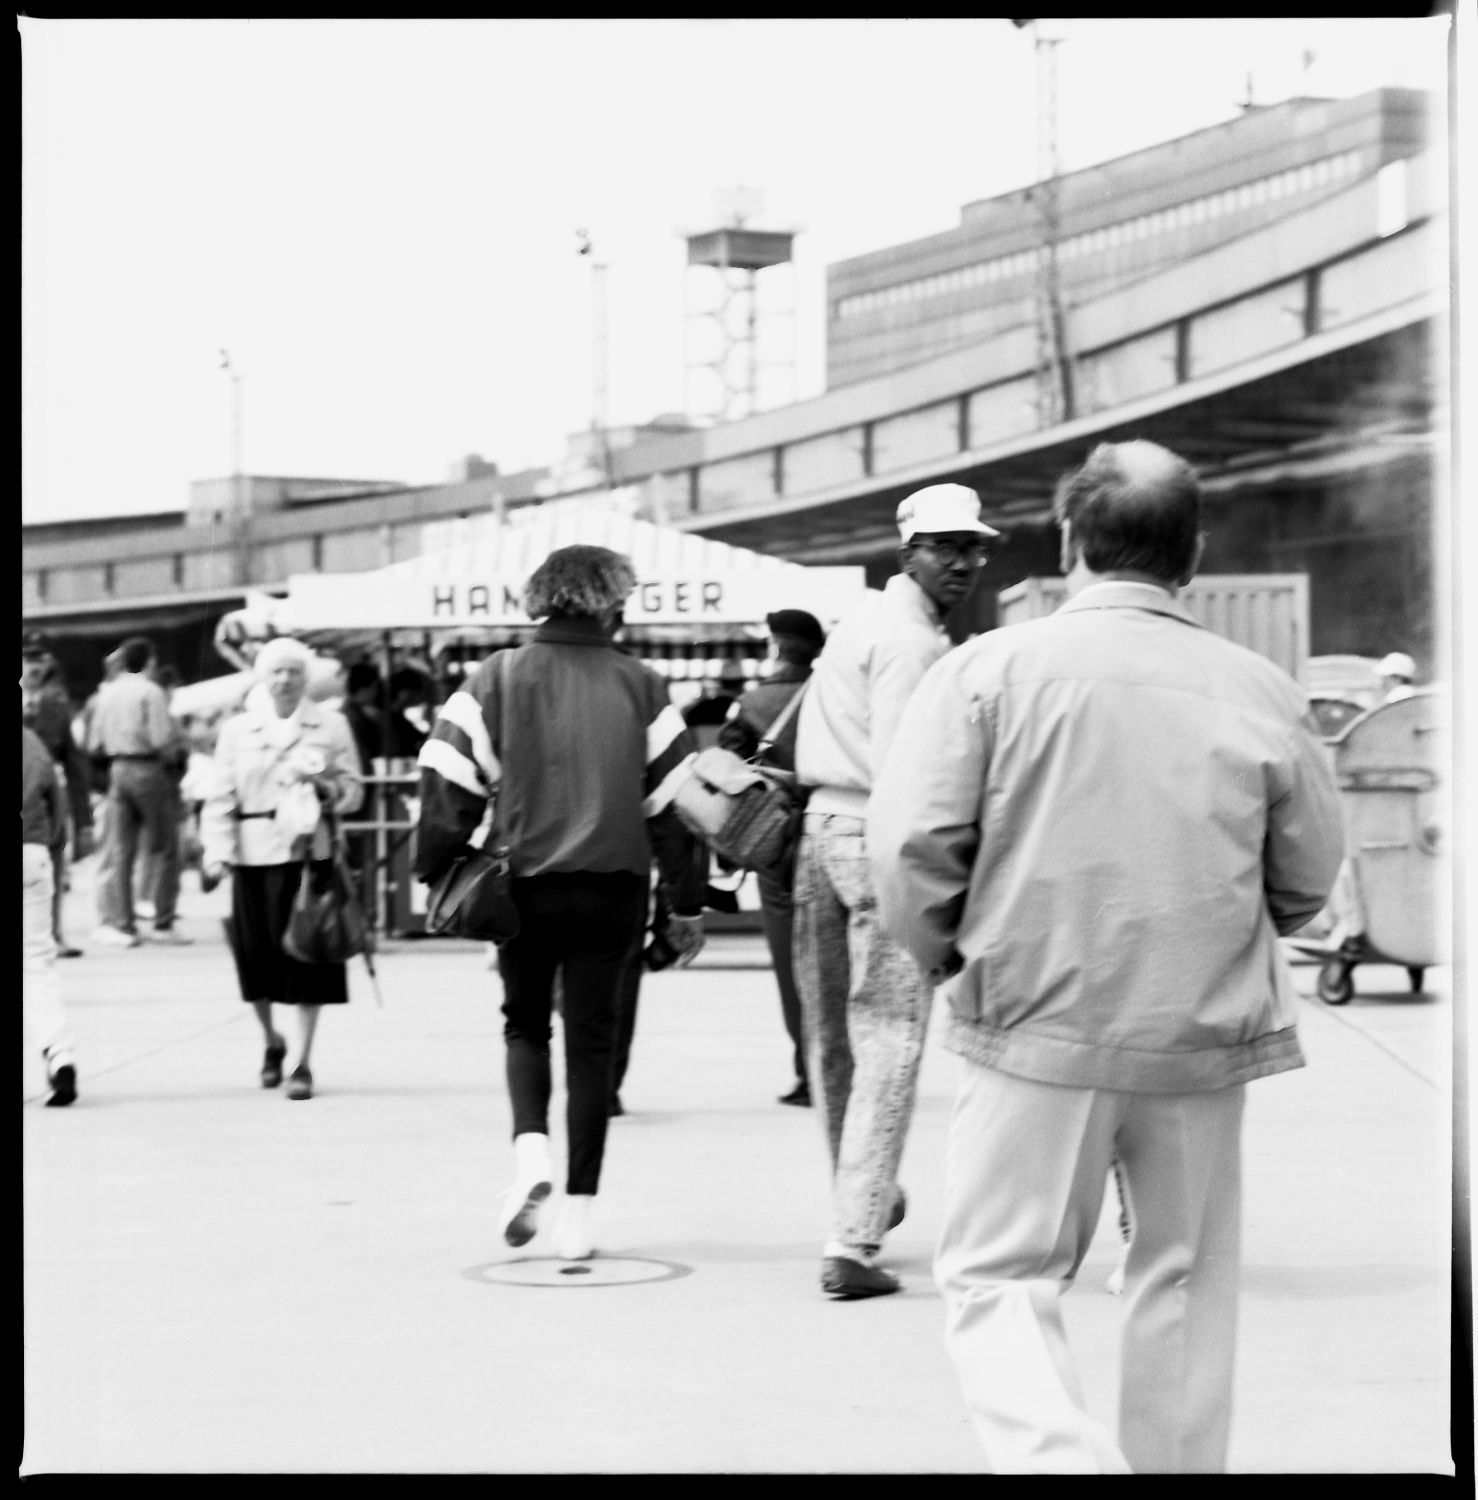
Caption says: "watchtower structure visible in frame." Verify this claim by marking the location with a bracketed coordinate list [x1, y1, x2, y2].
[684, 197, 796, 425]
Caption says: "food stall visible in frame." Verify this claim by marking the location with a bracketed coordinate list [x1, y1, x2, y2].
[212, 507, 868, 935]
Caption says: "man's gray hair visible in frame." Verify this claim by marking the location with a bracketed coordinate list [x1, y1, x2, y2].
[522, 545, 638, 621]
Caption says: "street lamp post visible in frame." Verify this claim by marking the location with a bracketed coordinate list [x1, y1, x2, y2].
[219, 350, 249, 584]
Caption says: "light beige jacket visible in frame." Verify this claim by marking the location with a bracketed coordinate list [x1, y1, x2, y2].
[869, 581, 1345, 1093]
[794, 573, 952, 818]
[200, 698, 364, 868]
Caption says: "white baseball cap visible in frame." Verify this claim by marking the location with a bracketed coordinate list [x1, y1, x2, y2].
[1378, 652, 1416, 679]
[896, 484, 1000, 543]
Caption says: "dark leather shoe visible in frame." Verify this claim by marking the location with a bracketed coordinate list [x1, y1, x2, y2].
[821, 1256, 900, 1300]
[286, 1065, 313, 1100]
[261, 1041, 287, 1089]
[46, 1064, 77, 1108]
[888, 1187, 907, 1231]
[779, 1081, 811, 1107]
[56, 944, 83, 959]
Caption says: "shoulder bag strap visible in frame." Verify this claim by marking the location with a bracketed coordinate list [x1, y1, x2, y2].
[755, 680, 808, 761]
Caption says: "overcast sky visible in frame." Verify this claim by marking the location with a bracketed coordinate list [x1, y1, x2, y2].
[20, 16, 1451, 525]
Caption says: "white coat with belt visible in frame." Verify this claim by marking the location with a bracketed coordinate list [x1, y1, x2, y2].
[200, 696, 364, 869]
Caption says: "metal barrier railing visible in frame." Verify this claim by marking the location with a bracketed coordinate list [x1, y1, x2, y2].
[340, 772, 421, 934]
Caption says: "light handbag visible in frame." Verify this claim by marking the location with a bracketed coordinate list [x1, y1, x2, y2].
[422, 650, 522, 946]
[671, 685, 809, 876]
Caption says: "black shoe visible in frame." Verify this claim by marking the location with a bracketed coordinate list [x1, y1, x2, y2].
[261, 1040, 287, 1089]
[888, 1187, 907, 1232]
[56, 944, 83, 959]
[609, 1095, 625, 1117]
[821, 1256, 900, 1300]
[46, 1064, 77, 1108]
[286, 1065, 313, 1101]
[779, 1081, 812, 1107]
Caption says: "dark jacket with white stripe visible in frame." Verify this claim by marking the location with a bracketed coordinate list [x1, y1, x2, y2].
[414, 618, 707, 914]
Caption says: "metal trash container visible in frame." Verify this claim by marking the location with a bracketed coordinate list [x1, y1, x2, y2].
[1291, 689, 1445, 1003]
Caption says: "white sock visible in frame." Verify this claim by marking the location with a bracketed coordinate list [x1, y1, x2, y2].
[823, 1240, 874, 1266]
[512, 1132, 551, 1183]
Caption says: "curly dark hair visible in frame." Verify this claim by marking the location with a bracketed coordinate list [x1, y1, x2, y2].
[522, 545, 637, 621]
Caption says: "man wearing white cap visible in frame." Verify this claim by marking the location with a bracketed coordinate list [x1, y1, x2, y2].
[793, 481, 997, 1299]
[1377, 651, 1418, 703]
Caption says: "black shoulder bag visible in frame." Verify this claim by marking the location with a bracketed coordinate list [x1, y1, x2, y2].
[423, 652, 521, 945]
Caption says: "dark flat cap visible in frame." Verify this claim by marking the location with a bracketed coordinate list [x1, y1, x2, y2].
[765, 609, 825, 646]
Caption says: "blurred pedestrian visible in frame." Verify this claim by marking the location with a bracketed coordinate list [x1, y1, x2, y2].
[415, 544, 708, 1261]
[24, 725, 78, 1105]
[869, 440, 1344, 1473]
[1377, 651, 1418, 703]
[21, 635, 95, 957]
[682, 665, 747, 750]
[199, 636, 365, 1101]
[794, 482, 996, 1300]
[134, 663, 189, 922]
[718, 607, 827, 1108]
[84, 636, 189, 947]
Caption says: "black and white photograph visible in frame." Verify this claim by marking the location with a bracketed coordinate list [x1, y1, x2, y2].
[21, 14, 1467, 1476]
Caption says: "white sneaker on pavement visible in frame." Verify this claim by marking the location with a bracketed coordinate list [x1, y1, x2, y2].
[498, 1133, 553, 1248]
[554, 1194, 595, 1261]
[148, 928, 193, 946]
[91, 925, 141, 949]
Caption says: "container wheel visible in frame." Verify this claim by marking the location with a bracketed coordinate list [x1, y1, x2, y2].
[1407, 966, 1426, 994]
[1316, 960, 1355, 1005]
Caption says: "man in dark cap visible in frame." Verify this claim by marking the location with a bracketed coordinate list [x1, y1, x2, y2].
[21, 634, 95, 957]
[718, 607, 827, 1107]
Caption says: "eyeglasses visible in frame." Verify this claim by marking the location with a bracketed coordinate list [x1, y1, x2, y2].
[912, 539, 994, 568]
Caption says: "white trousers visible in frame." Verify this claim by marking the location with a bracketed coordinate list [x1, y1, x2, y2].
[24, 842, 73, 1067]
[935, 1060, 1244, 1474]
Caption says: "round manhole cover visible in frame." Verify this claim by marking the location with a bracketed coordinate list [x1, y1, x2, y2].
[463, 1256, 693, 1288]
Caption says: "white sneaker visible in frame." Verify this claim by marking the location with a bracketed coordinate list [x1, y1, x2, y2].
[135, 900, 157, 921]
[554, 1194, 595, 1261]
[498, 1133, 553, 1248]
[91, 925, 141, 949]
[148, 928, 193, 946]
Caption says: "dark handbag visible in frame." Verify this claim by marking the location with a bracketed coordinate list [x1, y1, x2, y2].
[424, 845, 520, 944]
[422, 650, 522, 946]
[282, 811, 371, 965]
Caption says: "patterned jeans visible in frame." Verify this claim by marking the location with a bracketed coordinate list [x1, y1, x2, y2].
[793, 813, 933, 1259]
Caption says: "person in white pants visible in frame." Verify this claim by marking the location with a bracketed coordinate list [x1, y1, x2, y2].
[869, 441, 1344, 1472]
[24, 726, 78, 1106]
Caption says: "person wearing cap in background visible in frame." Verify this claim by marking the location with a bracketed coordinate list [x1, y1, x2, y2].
[792, 481, 997, 1300]
[718, 607, 828, 1108]
[1377, 651, 1418, 704]
[21, 635, 95, 958]
[83, 636, 190, 948]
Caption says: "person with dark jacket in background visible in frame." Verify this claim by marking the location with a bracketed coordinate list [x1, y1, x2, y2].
[21, 637, 95, 957]
[415, 545, 708, 1263]
[718, 608, 827, 1108]
[24, 725, 78, 1105]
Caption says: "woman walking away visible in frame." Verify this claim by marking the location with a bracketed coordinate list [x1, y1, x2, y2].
[415, 545, 708, 1261]
[200, 637, 364, 1100]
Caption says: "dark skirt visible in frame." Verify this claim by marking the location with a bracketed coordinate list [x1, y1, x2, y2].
[227, 861, 350, 1007]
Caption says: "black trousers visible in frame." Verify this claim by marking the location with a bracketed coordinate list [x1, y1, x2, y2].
[756, 866, 807, 1085]
[498, 871, 648, 1196]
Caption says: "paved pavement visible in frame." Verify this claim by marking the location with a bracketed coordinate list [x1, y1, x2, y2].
[22, 864, 1459, 1475]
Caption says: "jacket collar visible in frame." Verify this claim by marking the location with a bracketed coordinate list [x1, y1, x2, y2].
[883, 572, 948, 632]
[533, 617, 618, 649]
[1057, 579, 1204, 630]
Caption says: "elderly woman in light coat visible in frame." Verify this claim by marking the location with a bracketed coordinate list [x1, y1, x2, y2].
[200, 637, 364, 1100]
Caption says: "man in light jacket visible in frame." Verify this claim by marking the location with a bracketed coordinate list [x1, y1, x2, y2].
[869, 441, 1344, 1473]
[794, 482, 997, 1300]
